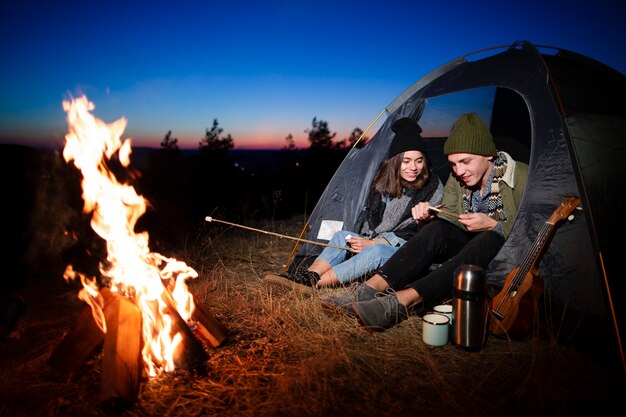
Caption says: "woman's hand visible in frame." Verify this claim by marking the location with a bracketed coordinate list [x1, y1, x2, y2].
[345, 236, 374, 253]
[457, 212, 497, 232]
[411, 202, 435, 222]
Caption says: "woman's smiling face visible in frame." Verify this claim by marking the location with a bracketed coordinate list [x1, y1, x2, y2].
[400, 150, 425, 182]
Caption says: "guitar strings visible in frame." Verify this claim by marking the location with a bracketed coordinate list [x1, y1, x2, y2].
[492, 222, 554, 313]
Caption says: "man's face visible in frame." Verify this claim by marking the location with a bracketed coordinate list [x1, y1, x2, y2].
[447, 153, 493, 188]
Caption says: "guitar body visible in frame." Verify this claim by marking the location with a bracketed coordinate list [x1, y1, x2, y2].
[489, 266, 544, 339]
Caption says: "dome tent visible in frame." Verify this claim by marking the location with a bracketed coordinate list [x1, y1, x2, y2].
[290, 41, 626, 366]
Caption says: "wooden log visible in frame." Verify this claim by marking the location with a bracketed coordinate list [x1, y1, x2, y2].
[47, 287, 115, 379]
[191, 300, 228, 348]
[100, 290, 143, 405]
[160, 289, 210, 372]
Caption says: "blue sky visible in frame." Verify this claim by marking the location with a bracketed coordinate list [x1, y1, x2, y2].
[1, 0, 625, 150]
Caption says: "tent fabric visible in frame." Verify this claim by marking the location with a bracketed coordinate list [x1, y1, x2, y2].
[292, 41, 625, 342]
[294, 95, 426, 257]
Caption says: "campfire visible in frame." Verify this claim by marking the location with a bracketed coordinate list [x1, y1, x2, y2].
[46, 96, 227, 405]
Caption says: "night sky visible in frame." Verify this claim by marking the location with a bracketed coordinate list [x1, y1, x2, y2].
[1, 0, 624, 149]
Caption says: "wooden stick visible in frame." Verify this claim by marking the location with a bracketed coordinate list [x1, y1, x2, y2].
[205, 216, 356, 252]
[427, 206, 460, 219]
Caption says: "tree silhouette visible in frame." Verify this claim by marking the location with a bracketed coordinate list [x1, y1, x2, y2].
[283, 133, 296, 150]
[199, 119, 234, 152]
[157, 130, 181, 161]
[346, 127, 369, 149]
[161, 130, 179, 151]
[305, 117, 336, 149]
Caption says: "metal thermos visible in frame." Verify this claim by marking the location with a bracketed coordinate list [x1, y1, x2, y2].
[451, 264, 488, 350]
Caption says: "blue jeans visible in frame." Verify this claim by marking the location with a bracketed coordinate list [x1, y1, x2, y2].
[316, 230, 405, 285]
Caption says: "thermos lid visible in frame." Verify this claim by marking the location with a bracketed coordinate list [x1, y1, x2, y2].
[453, 264, 487, 293]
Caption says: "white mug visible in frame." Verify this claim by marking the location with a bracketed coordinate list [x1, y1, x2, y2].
[422, 313, 449, 346]
[434, 304, 453, 325]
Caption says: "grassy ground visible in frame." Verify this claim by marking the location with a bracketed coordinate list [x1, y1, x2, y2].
[0, 215, 624, 417]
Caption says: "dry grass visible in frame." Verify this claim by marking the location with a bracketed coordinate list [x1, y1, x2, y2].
[1, 215, 623, 417]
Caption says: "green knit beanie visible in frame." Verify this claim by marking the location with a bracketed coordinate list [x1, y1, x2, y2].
[443, 112, 497, 156]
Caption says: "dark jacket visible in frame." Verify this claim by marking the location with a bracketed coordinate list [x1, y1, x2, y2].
[361, 173, 443, 242]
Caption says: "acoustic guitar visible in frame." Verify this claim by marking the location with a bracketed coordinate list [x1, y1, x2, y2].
[489, 197, 581, 339]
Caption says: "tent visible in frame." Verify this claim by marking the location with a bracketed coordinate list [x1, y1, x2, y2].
[291, 40, 626, 365]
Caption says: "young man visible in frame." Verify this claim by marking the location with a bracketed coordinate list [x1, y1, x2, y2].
[323, 112, 529, 331]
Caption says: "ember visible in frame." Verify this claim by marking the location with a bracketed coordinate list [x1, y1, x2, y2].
[48, 96, 227, 403]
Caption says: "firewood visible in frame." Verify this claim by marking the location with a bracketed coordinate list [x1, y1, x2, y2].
[47, 287, 115, 379]
[160, 288, 210, 372]
[100, 290, 142, 405]
[191, 300, 228, 348]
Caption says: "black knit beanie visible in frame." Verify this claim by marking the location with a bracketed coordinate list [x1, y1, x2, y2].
[443, 112, 497, 156]
[388, 117, 426, 158]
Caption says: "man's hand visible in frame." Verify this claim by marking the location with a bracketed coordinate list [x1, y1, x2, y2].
[457, 212, 497, 232]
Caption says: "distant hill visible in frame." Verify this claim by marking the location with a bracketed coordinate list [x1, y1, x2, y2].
[129, 147, 305, 175]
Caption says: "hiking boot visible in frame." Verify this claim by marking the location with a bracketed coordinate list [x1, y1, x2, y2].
[352, 290, 408, 331]
[263, 269, 321, 295]
[320, 283, 377, 315]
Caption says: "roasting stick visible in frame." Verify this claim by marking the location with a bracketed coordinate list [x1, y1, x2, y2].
[427, 205, 460, 219]
[205, 216, 356, 252]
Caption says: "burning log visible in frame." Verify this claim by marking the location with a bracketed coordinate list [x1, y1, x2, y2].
[190, 299, 229, 349]
[47, 287, 115, 379]
[48, 284, 217, 400]
[100, 289, 142, 404]
[156, 276, 228, 351]
[159, 287, 210, 372]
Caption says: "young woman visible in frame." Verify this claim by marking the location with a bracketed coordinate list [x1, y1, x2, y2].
[264, 117, 443, 293]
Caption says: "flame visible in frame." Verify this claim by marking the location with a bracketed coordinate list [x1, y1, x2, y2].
[62, 95, 198, 376]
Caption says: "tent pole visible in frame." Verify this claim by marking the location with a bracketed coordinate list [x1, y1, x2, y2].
[598, 252, 626, 375]
[352, 108, 387, 148]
